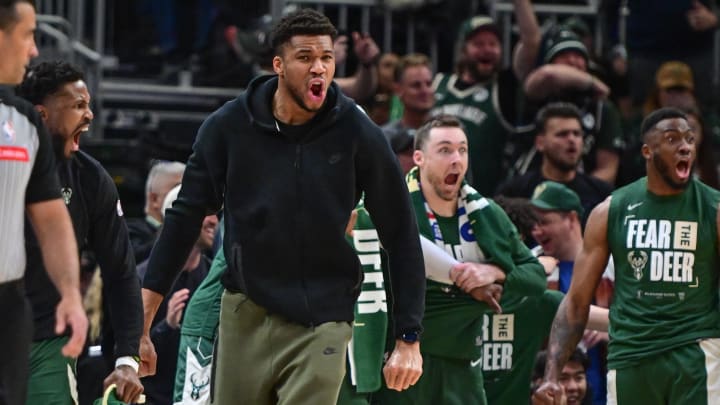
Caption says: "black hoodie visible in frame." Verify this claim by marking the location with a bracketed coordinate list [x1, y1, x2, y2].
[144, 75, 425, 336]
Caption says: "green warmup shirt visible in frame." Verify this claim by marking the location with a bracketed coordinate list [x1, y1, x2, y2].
[345, 201, 389, 394]
[406, 168, 546, 361]
[180, 247, 226, 340]
[422, 213, 488, 361]
[482, 290, 564, 404]
[431, 73, 511, 196]
[607, 177, 720, 369]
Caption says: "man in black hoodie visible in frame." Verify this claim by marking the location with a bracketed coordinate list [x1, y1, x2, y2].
[140, 8, 426, 405]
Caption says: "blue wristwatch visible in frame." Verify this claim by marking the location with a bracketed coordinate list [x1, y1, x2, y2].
[400, 331, 420, 344]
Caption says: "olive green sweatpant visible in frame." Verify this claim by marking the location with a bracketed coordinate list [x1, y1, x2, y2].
[211, 291, 352, 405]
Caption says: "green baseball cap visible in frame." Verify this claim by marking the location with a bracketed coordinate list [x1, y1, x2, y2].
[530, 181, 584, 216]
[458, 15, 500, 42]
[539, 26, 588, 65]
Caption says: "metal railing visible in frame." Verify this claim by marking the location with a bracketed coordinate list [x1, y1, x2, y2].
[278, 0, 443, 73]
[35, 0, 107, 137]
[489, 0, 604, 67]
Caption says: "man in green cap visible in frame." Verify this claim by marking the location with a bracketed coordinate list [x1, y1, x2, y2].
[480, 181, 609, 405]
[519, 14, 626, 185]
[431, 0, 539, 196]
[530, 180, 612, 403]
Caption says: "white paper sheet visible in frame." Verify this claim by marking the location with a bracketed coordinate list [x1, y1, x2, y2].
[420, 236, 458, 285]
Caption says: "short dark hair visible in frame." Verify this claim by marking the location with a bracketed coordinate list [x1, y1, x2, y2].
[640, 107, 687, 141]
[535, 102, 583, 133]
[16, 60, 85, 105]
[493, 196, 538, 241]
[0, 0, 33, 30]
[270, 8, 337, 55]
[532, 348, 590, 381]
[393, 53, 431, 83]
[414, 114, 465, 151]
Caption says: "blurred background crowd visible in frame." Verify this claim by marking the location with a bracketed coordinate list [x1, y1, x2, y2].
[38, 0, 720, 216]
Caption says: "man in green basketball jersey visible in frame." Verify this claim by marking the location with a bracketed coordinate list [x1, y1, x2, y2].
[431, 0, 538, 196]
[376, 115, 546, 404]
[534, 107, 720, 405]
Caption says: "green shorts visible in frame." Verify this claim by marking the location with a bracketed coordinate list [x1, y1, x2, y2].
[26, 336, 77, 405]
[374, 353, 486, 405]
[173, 334, 215, 404]
[608, 338, 720, 405]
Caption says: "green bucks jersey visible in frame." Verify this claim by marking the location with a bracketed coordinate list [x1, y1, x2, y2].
[607, 178, 720, 369]
[432, 73, 511, 196]
[181, 247, 226, 339]
[482, 290, 564, 404]
[422, 213, 488, 361]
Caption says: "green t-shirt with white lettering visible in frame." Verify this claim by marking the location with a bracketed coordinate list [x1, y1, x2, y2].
[607, 177, 720, 369]
[482, 290, 563, 405]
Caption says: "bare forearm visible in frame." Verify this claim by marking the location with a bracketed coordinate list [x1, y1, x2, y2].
[512, 0, 541, 79]
[525, 65, 593, 100]
[514, 0, 540, 41]
[141, 288, 164, 335]
[545, 298, 588, 381]
[337, 65, 378, 102]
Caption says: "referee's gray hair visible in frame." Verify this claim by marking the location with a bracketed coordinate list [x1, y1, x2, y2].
[145, 161, 186, 196]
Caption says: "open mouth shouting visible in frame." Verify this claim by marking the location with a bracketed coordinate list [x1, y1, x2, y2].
[72, 123, 91, 152]
[675, 158, 691, 182]
[308, 79, 325, 104]
[444, 173, 459, 186]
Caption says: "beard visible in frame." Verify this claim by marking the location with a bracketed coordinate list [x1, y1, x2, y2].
[428, 172, 458, 202]
[458, 58, 495, 83]
[51, 135, 71, 160]
[545, 151, 579, 173]
[652, 152, 691, 190]
[286, 81, 323, 113]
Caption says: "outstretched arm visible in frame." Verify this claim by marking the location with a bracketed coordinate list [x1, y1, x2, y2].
[524, 64, 609, 101]
[512, 0, 542, 80]
[533, 198, 611, 404]
[335, 32, 380, 102]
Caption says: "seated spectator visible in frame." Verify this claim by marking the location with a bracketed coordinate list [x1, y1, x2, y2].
[532, 348, 592, 405]
[138, 185, 217, 405]
[333, 31, 381, 104]
[520, 25, 626, 185]
[367, 52, 400, 125]
[126, 161, 185, 264]
[382, 53, 434, 173]
[496, 102, 612, 227]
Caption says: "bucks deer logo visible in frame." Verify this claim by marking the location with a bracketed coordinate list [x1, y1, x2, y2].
[190, 373, 210, 400]
[61, 187, 72, 205]
[627, 251, 648, 281]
